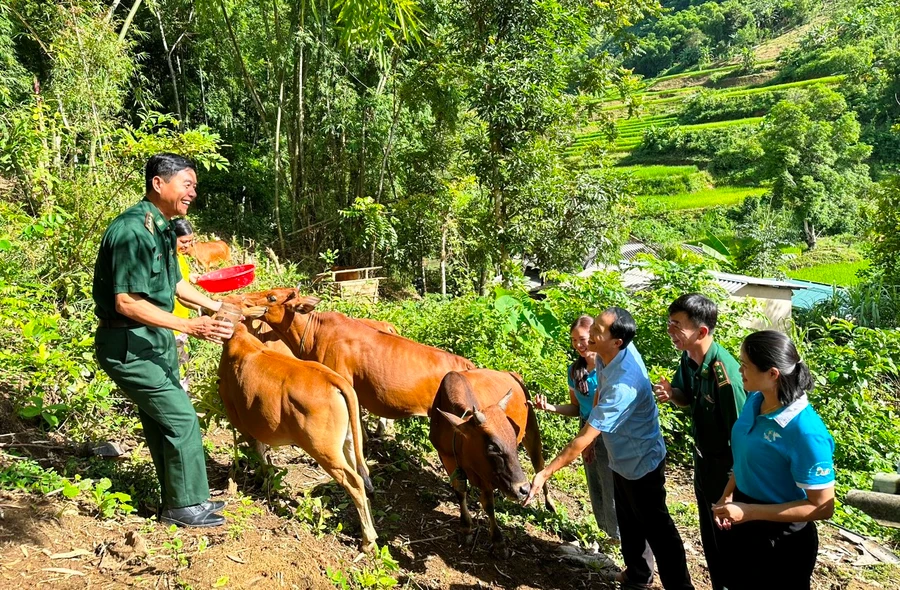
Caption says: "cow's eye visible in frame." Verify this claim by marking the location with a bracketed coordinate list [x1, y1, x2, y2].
[267, 295, 277, 303]
[487, 443, 499, 455]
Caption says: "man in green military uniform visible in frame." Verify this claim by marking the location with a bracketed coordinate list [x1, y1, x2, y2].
[654, 293, 745, 590]
[93, 153, 234, 528]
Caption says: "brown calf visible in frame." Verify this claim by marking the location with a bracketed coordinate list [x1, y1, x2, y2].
[429, 369, 554, 557]
[231, 288, 474, 419]
[187, 239, 231, 272]
[219, 322, 377, 551]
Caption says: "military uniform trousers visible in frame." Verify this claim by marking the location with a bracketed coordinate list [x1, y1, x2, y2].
[95, 324, 209, 509]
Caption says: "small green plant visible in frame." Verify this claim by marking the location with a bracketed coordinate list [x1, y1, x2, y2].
[294, 490, 336, 536]
[89, 477, 135, 518]
[162, 525, 189, 567]
[222, 495, 262, 539]
[17, 394, 69, 428]
[328, 545, 400, 589]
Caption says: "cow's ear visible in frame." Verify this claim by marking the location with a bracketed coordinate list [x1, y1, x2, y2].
[437, 408, 468, 431]
[285, 296, 321, 314]
[496, 389, 514, 411]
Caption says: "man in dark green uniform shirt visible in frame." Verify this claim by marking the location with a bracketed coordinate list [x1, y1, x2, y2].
[654, 293, 745, 590]
[93, 153, 234, 528]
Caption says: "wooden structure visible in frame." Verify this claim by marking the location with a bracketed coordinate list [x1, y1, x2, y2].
[315, 266, 384, 303]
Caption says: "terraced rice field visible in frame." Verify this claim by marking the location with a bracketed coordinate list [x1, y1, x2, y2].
[615, 165, 700, 179]
[638, 186, 767, 211]
[596, 74, 845, 111]
[567, 116, 763, 157]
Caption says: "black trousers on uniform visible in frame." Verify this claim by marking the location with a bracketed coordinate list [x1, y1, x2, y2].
[720, 489, 819, 590]
[613, 459, 694, 590]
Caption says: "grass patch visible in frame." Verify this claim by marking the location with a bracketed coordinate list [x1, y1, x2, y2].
[786, 261, 869, 286]
[615, 165, 700, 179]
[638, 186, 766, 211]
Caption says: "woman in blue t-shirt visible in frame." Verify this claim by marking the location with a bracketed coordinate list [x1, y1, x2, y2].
[532, 315, 619, 541]
[713, 330, 835, 590]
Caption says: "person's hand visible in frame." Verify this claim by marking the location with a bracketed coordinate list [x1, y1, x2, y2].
[189, 273, 200, 283]
[712, 501, 749, 529]
[654, 377, 673, 403]
[523, 469, 549, 507]
[581, 442, 595, 464]
[530, 394, 552, 412]
[186, 316, 234, 344]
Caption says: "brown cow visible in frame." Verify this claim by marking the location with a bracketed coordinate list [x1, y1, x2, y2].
[219, 322, 377, 551]
[186, 239, 231, 272]
[231, 288, 474, 419]
[430, 369, 554, 557]
[245, 316, 399, 358]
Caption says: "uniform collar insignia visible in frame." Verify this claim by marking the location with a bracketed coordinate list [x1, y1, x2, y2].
[144, 212, 155, 235]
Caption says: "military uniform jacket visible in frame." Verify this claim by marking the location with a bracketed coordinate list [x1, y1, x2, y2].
[93, 198, 182, 321]
[671, 341, 746, 494]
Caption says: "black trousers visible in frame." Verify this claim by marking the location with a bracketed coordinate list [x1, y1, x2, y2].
[694, 464, 731, 590]
[720, 489, 819, 590]
[614, 460, 694, 590]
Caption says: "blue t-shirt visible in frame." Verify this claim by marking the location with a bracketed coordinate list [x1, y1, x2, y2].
[731, 392, 835, 504]
[567, 360, 599, 422]
[587, 343, 666, 480]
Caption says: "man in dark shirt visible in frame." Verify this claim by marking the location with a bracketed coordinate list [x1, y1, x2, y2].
[93, 153, 233, 527]
[654, 293, 746, 590]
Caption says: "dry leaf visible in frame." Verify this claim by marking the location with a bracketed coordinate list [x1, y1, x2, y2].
[41, 567, 85, 576]
[226, 554, 245, 564]
[49, 549, 91, 560]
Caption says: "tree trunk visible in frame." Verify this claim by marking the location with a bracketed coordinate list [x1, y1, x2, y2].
[441, 224, 447, 296]
[118, 0, 144, 42]
[219, 0, 267, 125]
[154, 7, 182, 121]
[803, 219, 817, 250]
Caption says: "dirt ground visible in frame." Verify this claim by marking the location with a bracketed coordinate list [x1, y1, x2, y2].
[0, 424, 897, 590]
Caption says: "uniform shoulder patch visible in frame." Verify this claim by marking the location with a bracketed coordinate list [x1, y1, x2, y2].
[144, 212, 155, 235]
[713, 361, 730, 388]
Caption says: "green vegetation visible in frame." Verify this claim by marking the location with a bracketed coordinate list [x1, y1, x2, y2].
[786, 261, 868, 286]
[638, 186, 766, 211]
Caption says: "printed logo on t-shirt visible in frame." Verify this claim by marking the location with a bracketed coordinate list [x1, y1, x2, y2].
[763, 429, 782, 443]
[809, 462, 834, 479]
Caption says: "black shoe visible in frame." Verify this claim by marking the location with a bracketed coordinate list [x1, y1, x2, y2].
[201, 500, 226, 512]
[160, 504, 226, 528]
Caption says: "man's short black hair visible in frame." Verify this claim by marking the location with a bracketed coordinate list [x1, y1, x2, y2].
[145, 153, 196, 193]
[668, 293, 718, 333]
[603, 306, 637, 350]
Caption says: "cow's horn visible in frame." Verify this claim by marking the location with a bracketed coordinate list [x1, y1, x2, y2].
[497, 389, 514, 411]
[473, 409, 486, 425]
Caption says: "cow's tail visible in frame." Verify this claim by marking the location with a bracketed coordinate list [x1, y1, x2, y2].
[336, 381, 373, 494]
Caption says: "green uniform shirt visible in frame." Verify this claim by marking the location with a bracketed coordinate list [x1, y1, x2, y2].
[93, 198, 182, 320]
[671, 341, 746, 492]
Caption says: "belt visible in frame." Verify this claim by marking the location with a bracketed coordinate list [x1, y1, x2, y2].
[97, 318, 143, 329]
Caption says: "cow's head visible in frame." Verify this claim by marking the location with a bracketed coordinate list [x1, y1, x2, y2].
[231, 288, 320, 328]
[437, 390, 531, 503]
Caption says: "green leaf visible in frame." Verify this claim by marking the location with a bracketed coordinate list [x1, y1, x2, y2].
[213, 576, 229, 587]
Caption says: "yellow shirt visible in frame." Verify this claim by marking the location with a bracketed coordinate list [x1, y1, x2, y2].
[173, 253, 191, 333]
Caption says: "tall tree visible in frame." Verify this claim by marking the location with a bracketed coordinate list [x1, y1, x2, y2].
[758, 86, 872, 249]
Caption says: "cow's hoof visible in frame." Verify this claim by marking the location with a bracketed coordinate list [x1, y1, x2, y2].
[490, 543, 511, 559]
[457, 531, 475, 546]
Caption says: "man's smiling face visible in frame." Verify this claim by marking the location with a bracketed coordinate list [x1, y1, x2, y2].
[154, 168, 198, 219]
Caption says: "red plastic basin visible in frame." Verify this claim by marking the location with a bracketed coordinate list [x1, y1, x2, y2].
[196, 264, 256, 293]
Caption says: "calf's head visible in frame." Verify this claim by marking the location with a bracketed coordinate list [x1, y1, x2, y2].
[437, 390, 531, 502]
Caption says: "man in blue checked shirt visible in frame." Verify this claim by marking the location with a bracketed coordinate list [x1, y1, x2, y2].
[525, 307, 694, 590]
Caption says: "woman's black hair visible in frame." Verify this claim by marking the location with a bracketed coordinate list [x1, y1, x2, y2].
[569, 315, 594, 394]
[742, 330, 814, 405]
[172, 218, 194, 237]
